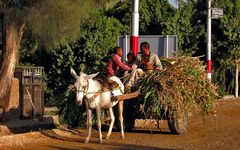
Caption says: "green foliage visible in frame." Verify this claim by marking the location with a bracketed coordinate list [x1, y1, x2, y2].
[211, 0, 240, 94]
[58, 89, 87, 127]
[163, 1, 207, 56]
[76, 10, 124, 73]
[106, 0, 132, 34]
[91, 0, 119, 8]
[107, 0, 175, 35]
[140, 0, 175, 34]
[44, 44, 75, 105]
[20, 9, 124, 108]
[1, 0, 96, 48]
[164, 0, 240, 94]
[213, 0, 240, 63]
[20, 42, 75, 105]
[19, 0, 240, 126]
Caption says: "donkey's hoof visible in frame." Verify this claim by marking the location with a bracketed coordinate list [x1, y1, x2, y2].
[121, 135, 125, 140]
[106, 135, 110, 139]
[84, 140, 89, 143]
[99, 139, 103, 143]
[85, 138, 89, 143]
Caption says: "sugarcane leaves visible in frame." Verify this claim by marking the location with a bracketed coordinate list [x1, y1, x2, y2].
[144, 91, 152, 100]
[138, 56, 219, 123]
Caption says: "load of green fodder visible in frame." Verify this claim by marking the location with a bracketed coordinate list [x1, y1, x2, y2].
[137, 56, 219, 121]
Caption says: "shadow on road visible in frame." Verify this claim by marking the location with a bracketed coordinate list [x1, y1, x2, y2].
[40, 128, 179, 150]
[91, 123, 173, 135]
[40, 129, 85, 142]
[45, 142, 180, 150]
[127, 128, 172, 135]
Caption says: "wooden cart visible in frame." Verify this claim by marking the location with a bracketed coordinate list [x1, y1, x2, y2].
[111, 91, 140, 101]
[112, 91, 188, 135]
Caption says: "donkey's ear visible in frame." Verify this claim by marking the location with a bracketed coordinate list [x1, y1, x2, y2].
[84, 72, 99, 80]
[70, 68, 78, 79]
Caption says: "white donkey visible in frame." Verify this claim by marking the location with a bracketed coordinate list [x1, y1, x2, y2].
[70, 68, 125, 143]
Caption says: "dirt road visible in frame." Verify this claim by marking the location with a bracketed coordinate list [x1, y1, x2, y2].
[1, 99, 240, 150]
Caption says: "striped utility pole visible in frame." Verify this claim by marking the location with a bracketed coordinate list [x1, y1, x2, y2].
[130, 0, 139, 57]
[207, 0, 212, 81]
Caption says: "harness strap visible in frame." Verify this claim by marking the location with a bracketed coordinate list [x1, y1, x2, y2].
[86, 91, 100, 101]
[85, 85, 120, 101]
[80, 80, 123, 102]
[85, 84, 105, 101]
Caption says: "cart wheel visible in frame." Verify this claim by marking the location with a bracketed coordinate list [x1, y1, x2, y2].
[167, 110, 188, 135]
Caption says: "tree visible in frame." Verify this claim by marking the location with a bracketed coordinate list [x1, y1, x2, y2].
[19, 9, 124, 106]
[163, 0, 207, 56]
[107, 0, 175, 35]
[211, 0, 240, 93]
[163, 3, 195, 54]
[0, 0, 96, 110]
[139, 0, 175, 35]
[93, 0, 120, 8]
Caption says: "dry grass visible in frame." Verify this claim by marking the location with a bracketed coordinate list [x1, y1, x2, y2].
[137, 56, 219, 120]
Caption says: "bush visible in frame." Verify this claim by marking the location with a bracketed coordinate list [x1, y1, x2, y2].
[58, 88, 87, 127]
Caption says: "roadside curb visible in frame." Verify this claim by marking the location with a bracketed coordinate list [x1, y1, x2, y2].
[0, 115, 59, 136]
[222, 95, 235, 99]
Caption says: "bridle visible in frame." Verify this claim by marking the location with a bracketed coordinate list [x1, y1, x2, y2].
[76, 80, 103, 94]
[76, 80, 89, 94]
[76, 80, 101, 103]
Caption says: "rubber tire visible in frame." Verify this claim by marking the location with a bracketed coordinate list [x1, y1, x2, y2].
[167, 110, 188, 135]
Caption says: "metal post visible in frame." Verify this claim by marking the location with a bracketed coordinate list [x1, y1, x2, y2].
[130, 0, 139, 57]
[124, 34, 128, 61]
[235, 60, 239, 97]
[207, 0, 212, 81]
[166, 35, 169, 58]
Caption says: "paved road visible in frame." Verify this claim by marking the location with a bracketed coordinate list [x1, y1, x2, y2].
[1, 99, 240, 150]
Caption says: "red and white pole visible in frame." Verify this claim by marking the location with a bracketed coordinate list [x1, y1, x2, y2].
[207, 0, 212, 81]
[130, 0, 139, 57]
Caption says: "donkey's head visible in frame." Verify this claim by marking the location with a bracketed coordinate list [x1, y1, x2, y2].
[70, 68, 98, 106]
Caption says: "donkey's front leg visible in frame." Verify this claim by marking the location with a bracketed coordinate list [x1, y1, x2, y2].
[85, 108, 92, 143]
[96, 107, 103, 143]
[118, 101, 125, 139]
[106, 107, 115, 139]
